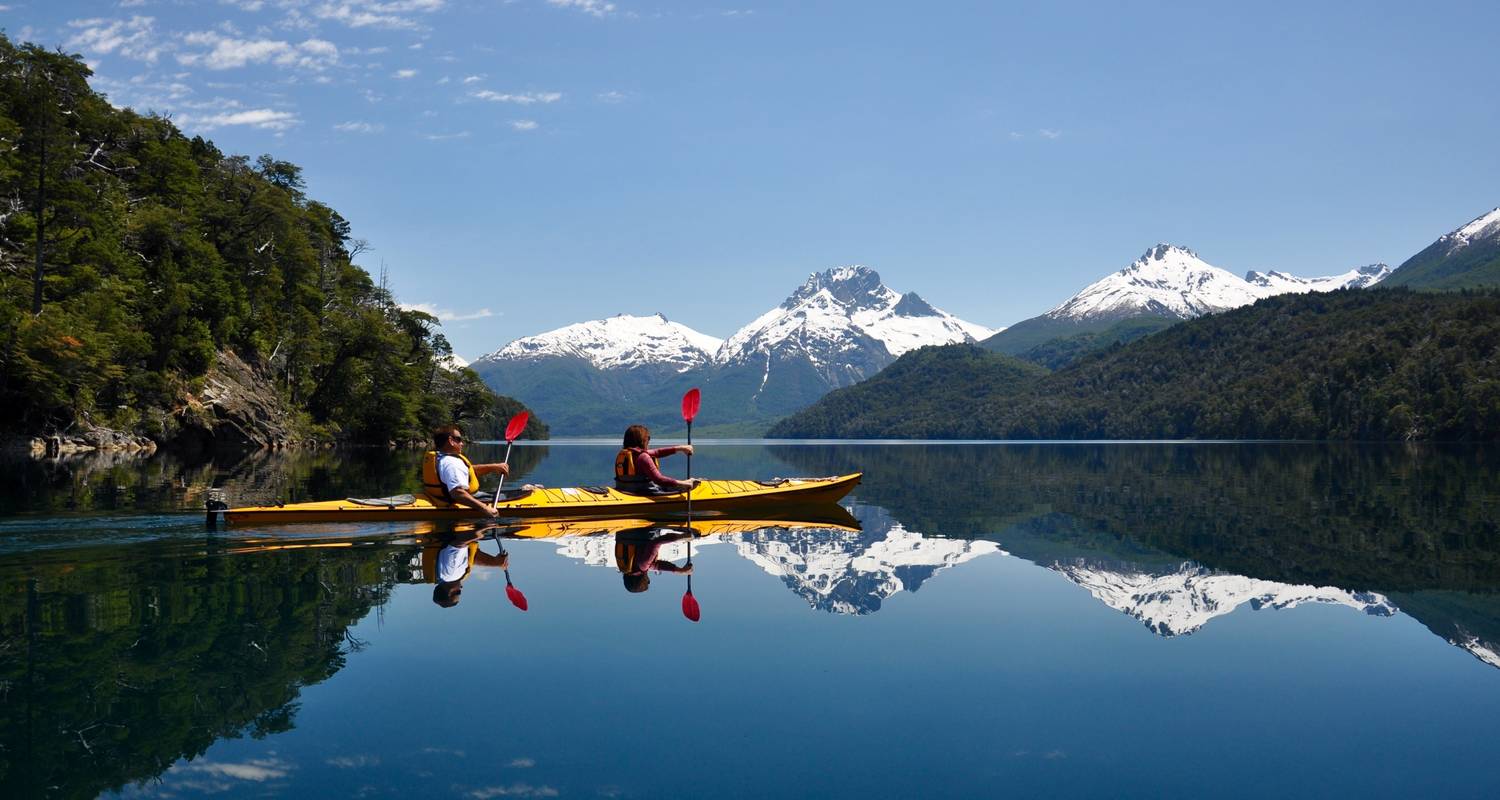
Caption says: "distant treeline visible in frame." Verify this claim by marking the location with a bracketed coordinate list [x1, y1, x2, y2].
[769, 288, 1500, 440]
[0, 35, 539, 444]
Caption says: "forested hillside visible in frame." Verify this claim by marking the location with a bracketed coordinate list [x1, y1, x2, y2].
[770, 289, 1500, 440]
[0, 36, 540, 446]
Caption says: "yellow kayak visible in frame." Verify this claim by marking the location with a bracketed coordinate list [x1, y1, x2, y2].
[213, 473, 861, 527]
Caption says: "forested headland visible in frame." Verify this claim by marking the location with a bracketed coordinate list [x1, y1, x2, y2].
[770, 288, 1500, 440]
[0, 35, 542, 451]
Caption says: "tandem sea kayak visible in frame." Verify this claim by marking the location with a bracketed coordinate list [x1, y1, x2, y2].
[210, 473, 862, 527]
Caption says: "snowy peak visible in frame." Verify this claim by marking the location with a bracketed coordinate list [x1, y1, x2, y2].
[1244, 263, 1392, 293]
[719, 265, 998, 370]
[1438, 207, 1500, 254]
[781, 265, 894, 311]
[1047, 244, 1390, 324]
[1046, 244, 1260, 322]
[479, 313, 723, 372]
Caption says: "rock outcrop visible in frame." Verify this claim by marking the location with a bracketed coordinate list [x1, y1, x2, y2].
[174, 351, 294, 450]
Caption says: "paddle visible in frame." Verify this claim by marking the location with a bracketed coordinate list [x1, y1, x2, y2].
[681, 388, 701, 623]
[493, 533, 529, 611]
[492, 411, 530, 513]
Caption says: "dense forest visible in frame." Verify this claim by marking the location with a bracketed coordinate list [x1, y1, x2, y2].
[770, 288, 1500, 440]
[0, 35, 541, 447]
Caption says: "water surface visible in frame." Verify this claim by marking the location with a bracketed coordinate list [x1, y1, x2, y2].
[2, 443, 1498, 798]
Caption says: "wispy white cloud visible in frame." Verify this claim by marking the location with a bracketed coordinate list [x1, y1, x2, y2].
[66, 16, 167, 63]
[221, 0, 267, 11]
[177, 31, 340, 71]
[470, 90, 561, 105]
[118, 0, 148, 7]
[401, 302, 490, 320]
[393, 68, 418, 78]
[312, 0, 447, 31]
[462, 74, 484, 84]
[596, 90, 627, 104]
[1038, 128, 1062, 139]
[334, 120, 384, 133]
[326, 755, 380, 769]
[466, 784, 559, 799]
[546, 0, 616, 18]
[169, 758, 292, 782]
[510, 119, 538, 131]
[178, 107, 300, 131]
[422, 130, 471, 141]
[508, 758, 536, 768]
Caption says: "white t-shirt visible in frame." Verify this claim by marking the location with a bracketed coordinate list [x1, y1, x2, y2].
[437, 453, 472, 494]
[437, 544, 472, 582]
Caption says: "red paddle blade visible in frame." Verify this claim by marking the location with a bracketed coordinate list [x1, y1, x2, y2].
[681, 388, 701, 423]
[681, 591, 700, 622]
[503, 411, 530, 443]
[506, 583, 529, 611]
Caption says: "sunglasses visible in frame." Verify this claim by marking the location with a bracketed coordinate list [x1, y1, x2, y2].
[450, 435, 464, 443]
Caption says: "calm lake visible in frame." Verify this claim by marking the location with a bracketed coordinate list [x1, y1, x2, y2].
[3, 442, 1499, 799]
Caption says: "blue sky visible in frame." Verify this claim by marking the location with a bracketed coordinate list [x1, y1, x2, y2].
[7, 1, 1500, 358]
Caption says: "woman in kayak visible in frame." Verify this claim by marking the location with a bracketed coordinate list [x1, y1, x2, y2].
[614, 424, 697, 495]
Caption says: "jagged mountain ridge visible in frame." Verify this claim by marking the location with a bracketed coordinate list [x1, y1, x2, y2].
[986, 244, 1390, 355]
[1039, 244, 1389, 324]
[471, 266, 996, 433]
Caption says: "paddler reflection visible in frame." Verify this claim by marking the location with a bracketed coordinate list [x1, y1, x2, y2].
[424, 527, 512, 608]
[614, 525, 695, 593]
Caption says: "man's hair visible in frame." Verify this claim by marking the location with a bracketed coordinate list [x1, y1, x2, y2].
[623, 424, 650, 449]
[432, 582, 462, 608]
[433, 424, 462, 447]
[623, 572, 651, 593]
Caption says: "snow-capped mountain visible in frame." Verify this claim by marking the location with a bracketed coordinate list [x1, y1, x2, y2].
[712, 266, 997, 407]
[477, 313, 722, 373]
[1436, 207, 1500, 255]
[720, 266, 995, 365]
[733, 505, 1002, 614]
[1050, 558, 1397, 637]
[1045, 244, 1389, 325]
[1385, 206, 1500, 290]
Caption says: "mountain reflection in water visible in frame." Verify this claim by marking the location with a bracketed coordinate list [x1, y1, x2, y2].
[2, 442, 1499, 797]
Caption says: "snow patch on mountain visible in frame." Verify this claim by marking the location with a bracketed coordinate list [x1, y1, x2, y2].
[438, 353, 470, 370]
[1047, 244, 1390, 324]
[1438, 207, 1500, 254]
[1052, 559, 1397, 637]
[717, 265, 998, 366]
[478, 313, 723, 372]
[1245, 263, 1391, 293]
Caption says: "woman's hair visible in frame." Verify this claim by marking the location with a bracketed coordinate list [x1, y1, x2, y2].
[432, 581, 462, 607]
[622, 424, 650, 449]
[623, 572, 651, 593]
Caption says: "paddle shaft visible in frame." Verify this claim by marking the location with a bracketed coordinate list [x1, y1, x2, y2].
[492, 440, 514, 511]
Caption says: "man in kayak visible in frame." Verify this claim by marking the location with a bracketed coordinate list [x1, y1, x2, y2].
[422, 425, 510, 517]
[614, 424, 698, 495]
[615, 525, 694, 593]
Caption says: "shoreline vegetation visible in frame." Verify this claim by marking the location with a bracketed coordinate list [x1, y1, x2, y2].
[0, 35, 544, 457]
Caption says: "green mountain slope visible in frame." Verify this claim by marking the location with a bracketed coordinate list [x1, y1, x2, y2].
[772, 289, 1500, 440]
[1383, 208, 1500, 290]
[766, 345, 1048, 438]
